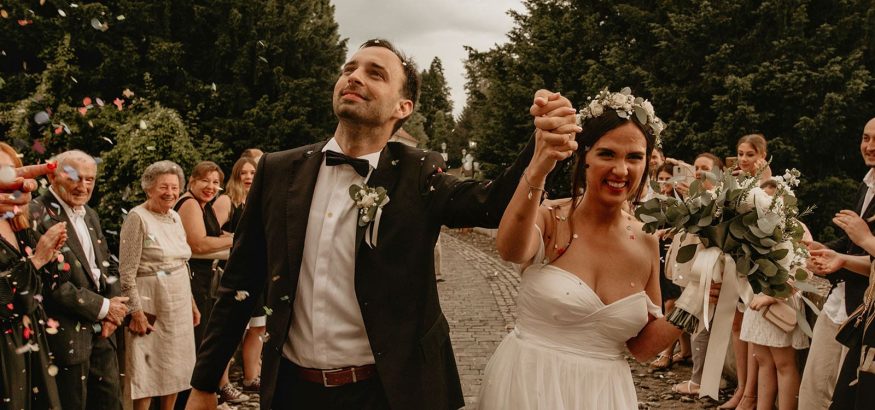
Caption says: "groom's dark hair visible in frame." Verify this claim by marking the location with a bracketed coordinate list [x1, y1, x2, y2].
[360, 38, 421, 134]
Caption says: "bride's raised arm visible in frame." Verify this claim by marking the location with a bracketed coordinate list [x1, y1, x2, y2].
[496, 91, 580, 264]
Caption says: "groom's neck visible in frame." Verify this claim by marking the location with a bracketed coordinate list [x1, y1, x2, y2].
[334, 122, 392, 157]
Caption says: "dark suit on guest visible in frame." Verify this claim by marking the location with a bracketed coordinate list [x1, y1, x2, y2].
[30, 192, 122, 410]
[824, 181, 875, 314]
[191, 139, 533, 409]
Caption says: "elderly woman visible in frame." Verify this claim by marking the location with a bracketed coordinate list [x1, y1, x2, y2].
[120, 160, 198, 410]
[0, 142, 65, 409]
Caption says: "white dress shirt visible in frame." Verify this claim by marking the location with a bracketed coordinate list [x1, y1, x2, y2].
[283, 138, 381, 369]
[49, 187, 110, 320]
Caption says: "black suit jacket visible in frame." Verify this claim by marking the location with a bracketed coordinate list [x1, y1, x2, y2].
[824, 181, 875, 314]
[191, 139, 534, 409]
[29, 192, 121, 366]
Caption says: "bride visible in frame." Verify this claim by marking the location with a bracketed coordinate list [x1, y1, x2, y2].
[478, 88, 685, 409]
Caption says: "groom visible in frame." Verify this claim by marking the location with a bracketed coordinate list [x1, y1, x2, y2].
[186, 39, 577, 409]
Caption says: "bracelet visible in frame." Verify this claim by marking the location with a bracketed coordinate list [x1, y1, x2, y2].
[522, 170, 546, 201]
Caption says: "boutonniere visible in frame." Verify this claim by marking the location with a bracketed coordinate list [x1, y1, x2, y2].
[349, 184, 390, 248]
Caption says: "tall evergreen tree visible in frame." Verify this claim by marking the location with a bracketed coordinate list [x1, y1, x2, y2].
[462, 0, 875, 238]
[418, 57, 455, 151]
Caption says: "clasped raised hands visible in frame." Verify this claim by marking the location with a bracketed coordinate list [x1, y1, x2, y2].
[528, 90, 581, 178]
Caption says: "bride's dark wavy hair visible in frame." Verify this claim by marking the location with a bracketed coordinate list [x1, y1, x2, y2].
[569, 110, 657, 209]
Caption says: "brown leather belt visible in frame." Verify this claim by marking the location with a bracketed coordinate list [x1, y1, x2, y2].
[294, 364, 377, 387]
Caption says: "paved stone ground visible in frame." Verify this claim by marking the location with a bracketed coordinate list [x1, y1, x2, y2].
[226, 228, 833, 409]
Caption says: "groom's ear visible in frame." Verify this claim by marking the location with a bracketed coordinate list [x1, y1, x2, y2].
[394, 99, 414, 121]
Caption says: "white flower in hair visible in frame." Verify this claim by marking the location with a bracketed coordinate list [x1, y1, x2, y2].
[577, 87, 665, 147]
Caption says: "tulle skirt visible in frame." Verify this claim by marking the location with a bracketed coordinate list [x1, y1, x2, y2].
[478, 330, 639, 410]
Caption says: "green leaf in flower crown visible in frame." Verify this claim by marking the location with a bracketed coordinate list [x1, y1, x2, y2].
[794, 268, 808, 281]
[620, 87, 632, 95]
[756, 258, 778, 277]
[783, 194, 798, 208]
[676, 243, 698, 263]
[634, 106, 648, 125]
[697, 215, 713, 227]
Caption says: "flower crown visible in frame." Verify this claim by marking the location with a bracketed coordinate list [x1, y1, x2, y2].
[576, 87, 665, 147]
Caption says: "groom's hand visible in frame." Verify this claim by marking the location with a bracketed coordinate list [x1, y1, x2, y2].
[185, 388, 218, 410]
[529, 90, 580, 177]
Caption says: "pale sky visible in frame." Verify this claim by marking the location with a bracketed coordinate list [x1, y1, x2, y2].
[331, 0, 524, 118]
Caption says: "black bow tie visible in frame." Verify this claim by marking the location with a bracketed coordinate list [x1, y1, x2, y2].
[325, 150, 371, 177]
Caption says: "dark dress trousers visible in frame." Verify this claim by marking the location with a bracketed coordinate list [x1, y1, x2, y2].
[191, 139, 534, 409]
[30, 193, 123, 410]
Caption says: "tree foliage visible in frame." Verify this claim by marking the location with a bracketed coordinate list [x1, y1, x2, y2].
[97, 103, 202, 243]
[462, 0, 875, 238]
[418, 57, 455, 152]
[1, 0, 346, 244]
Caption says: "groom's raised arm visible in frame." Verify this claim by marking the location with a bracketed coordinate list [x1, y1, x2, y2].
[189, 154, 271, 398]
[427, 91, 576, 228]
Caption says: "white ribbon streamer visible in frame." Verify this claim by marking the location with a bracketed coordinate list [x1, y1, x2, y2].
[365, 196, 390, 248]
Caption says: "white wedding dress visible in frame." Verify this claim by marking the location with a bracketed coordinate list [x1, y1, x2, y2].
[478, 233, 661, 409]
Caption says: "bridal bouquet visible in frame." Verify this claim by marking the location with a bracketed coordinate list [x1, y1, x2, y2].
[635, 168, 811, 332]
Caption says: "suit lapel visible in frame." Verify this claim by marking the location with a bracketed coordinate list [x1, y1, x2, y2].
[286, 145, 326, 282]
[41, 195, 99, 289]
[855, 182, 868, 215]
[355, 143, 401, 253]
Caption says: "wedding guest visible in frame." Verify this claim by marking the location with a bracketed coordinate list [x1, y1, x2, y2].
[720, 134, 773, 407]
[822, 209, 875, 410]
[671, 152, 724, 397]
[0, 142, 64, 409]
[121, 161, 199, 410]
[734, 179, 810, 410]
[29, 150, 127, 410]
[650, 147, 665, 177]
[650, 164, 691, 370]
[735, 133, 771, 180]
[802, 117, 875, 410]
[174, 161, 248, 405]
[241, 148, 264, 163]
[221, 155, 264, 393]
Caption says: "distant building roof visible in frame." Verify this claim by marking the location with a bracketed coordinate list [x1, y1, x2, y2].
[390, 128, 419, 147]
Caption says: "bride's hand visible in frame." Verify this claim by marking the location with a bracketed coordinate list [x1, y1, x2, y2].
[529, 90, 580, 178]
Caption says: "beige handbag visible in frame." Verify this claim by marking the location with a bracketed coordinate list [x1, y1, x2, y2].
[762, 299, 797, 333]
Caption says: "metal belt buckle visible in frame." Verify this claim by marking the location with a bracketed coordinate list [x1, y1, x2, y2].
[321, 367, 349, 387]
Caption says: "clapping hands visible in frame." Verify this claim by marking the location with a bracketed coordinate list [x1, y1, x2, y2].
[833, 210, 873, 248]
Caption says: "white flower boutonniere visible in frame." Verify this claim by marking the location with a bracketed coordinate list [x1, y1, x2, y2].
[349, 184, 390, 248]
